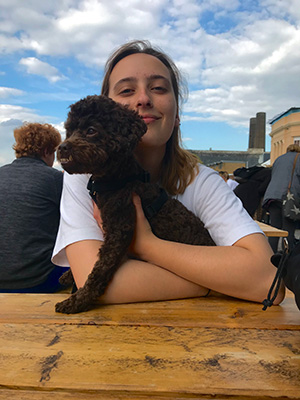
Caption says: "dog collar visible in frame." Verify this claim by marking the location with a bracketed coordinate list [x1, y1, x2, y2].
[143, 188, 169, 220]
[87, 170, 150, 200]
[87, 172, 168, 220]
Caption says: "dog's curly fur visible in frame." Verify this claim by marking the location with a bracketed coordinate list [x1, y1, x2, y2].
[56, 95, 215, 314]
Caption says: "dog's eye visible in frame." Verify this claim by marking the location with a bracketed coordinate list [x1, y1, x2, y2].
[86, 127, 98, 137]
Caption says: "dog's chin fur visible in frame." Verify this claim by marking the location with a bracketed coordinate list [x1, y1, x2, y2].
[55, 94, 215, 314]
[60, 155, 107, 175]
[57, 138, 110, 175]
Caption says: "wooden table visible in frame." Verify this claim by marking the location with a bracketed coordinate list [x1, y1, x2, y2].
[0, 291, 299, 399]
[256, 221, 289, 237]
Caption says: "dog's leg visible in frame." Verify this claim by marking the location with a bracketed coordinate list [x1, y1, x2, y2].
[55, 227, 134, 314]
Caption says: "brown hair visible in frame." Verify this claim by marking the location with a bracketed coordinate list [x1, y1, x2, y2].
[219, 171, 229, 180]
[13, 122, 61, 158]
[286, 144, 300, 153]
[101, 40, 199, 195]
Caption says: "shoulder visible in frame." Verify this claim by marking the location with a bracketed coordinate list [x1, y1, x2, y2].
[177, 164, 223, 205]
[62, 172, 91, 197]
[176, 164, 262, 246]
[46, 165, 63, 179]
[274, 152, 295, 166]
[186, 164, 220, 188]
[39, 165, 63, 191]
[0, 162, 12, 176]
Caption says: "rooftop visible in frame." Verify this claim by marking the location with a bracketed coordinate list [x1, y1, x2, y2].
[269, 107, 300, 125]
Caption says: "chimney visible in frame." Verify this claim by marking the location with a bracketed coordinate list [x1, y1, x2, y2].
[248, 112, 266, 151]
[248, 117, 256, 149]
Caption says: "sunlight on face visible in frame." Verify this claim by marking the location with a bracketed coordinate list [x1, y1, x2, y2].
[108, 53, 178, 151]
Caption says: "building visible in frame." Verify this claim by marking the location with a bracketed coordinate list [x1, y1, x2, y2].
[269, 107, 300, 164]
[190, 149, 270, 174]
[190, 111, 270, 173]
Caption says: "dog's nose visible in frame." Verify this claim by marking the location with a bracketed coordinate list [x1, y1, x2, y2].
[58, 141, 71, 155]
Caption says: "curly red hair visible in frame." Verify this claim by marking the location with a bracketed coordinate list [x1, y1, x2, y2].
[13, 122, 61, 158]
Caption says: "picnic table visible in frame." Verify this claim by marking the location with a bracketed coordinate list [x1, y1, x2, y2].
[256, 221, 288, 237]
[0, 290, 299, 399]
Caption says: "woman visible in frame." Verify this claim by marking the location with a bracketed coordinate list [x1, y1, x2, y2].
[52, 40, 284, 305]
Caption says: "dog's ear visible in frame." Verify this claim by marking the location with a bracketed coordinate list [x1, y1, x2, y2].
[126, 113, 147, 149]
[65, 95, 104, 136]
[98, 96, 147, 149]
[116, 104, 147, 149]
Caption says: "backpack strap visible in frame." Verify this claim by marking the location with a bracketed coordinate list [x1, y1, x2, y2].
[262, 238, 289, 310]
[287, 153, 299, 192]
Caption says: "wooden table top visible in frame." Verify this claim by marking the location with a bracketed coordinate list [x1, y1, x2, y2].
[0, 291, 299, 399]
[256, 221, 289, 237]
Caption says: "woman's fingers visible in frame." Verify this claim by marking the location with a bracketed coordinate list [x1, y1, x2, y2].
[92, 201, 103, 229]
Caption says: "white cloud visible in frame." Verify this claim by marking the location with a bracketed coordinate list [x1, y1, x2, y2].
[0, 0, 300, 158]
[19, 57, 66, 82]
[0, 87, 24, 98]
[0, 104, 44, 123]
[0, 118, 22, 165]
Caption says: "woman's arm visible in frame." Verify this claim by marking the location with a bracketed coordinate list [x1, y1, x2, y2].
[66, 239, 209, 303]
[66, 196, 284, 306]
[62, 170, 284, 305]
[128, 195, 285, 305]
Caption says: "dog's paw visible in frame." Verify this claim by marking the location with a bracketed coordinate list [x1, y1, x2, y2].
[55, 295, 91, 314]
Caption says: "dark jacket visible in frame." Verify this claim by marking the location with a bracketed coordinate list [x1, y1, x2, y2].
[0, 157, 63, 289]
[234, 167, 272, 217]
[263, 151, 300, 206]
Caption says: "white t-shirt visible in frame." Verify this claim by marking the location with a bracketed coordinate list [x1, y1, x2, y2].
[52, 164, 262, 267]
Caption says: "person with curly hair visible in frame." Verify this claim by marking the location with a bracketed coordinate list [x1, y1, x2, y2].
[0, 122, 69, 292]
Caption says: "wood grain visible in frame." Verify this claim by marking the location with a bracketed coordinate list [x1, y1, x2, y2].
[0, 292, 299, 399]
[1, 292, 299, 330]
[0, 323, 299, 397]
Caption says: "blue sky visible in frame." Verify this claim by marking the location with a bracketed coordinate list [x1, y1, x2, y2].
[1, 0, 300, 166]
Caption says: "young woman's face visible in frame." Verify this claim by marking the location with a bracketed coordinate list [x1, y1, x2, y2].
[108, 53, 178, 150]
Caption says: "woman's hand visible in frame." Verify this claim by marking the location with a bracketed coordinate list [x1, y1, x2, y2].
[129, 194, 157, 260]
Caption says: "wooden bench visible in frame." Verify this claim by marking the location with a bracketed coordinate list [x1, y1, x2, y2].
[256, 221, 289, 237]
[0, 290, 299, 399]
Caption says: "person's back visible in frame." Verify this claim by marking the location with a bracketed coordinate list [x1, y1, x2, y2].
[0, 122, 66, 292]
[263, 150, 300, 204]
[263, 144, 300, 252]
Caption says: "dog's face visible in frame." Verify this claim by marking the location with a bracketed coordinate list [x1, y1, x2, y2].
[57, 95, 147, 176]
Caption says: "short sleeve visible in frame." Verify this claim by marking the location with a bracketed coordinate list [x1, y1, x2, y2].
[52, 172, 104, 267]
[176, 165, 263, 246]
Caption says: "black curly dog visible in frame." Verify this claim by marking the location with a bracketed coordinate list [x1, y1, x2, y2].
[56, 95, 215, 314]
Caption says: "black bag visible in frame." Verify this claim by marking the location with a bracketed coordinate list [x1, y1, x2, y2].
[262, 239, 300, 311]
[233, 166, 264, 183]
[282, 153, 300, 221]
